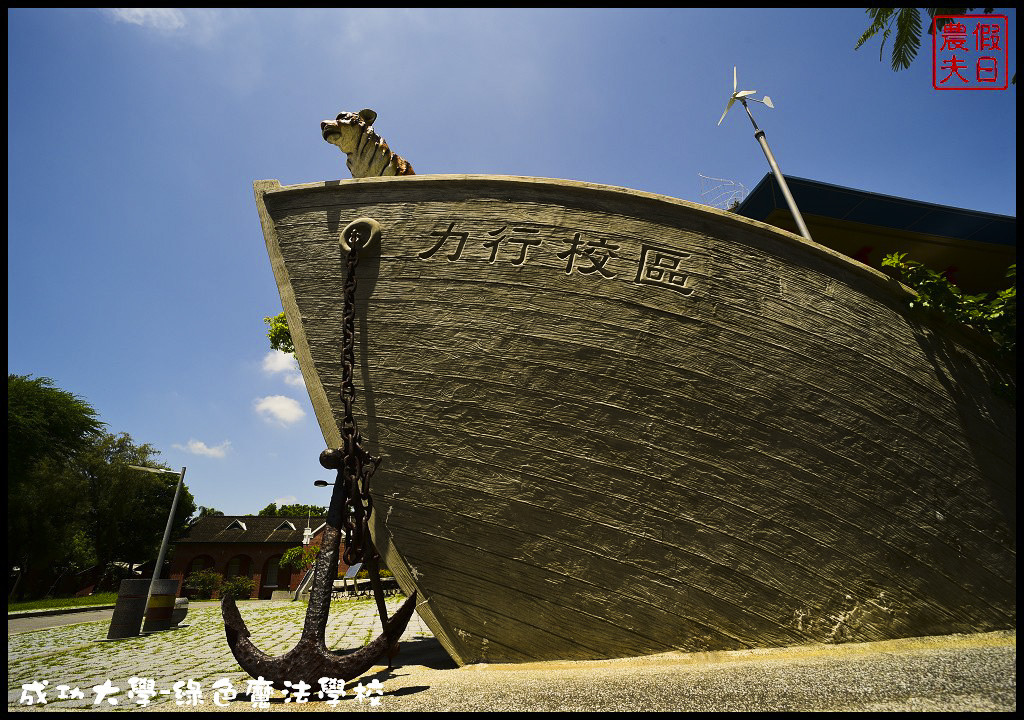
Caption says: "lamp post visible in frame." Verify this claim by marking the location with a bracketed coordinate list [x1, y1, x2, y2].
[127, 465, 186, 632]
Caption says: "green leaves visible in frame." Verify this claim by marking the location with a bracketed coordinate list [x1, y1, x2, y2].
[8, 374, 104, 479]
[220, 575, 256, 600]
[855, 8, 1000, 73]
[263, 311, 295, 355]
[855, 7, 923, 71]
[855, 8, 896, 54]
[184, 568, 222, 599]
[7, 376, 197, 599]
[258, 502, 326, 518]
[881, 253, 1016, 357]
[860, 6, 1019, 83]
[280, 545, 319, 571]
[891, 8, 922, 71]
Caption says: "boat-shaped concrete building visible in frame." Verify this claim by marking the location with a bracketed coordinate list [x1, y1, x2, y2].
[256, 173, 1015, 665]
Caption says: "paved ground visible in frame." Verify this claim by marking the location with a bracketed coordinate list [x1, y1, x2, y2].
[9, 608, 119, 635]
[7, 598, 1016, 712]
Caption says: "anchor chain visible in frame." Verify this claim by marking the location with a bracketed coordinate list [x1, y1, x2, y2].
[221, 216, 414, 689]
[319, 217, 399, 657]
[320, 217, 382, 567]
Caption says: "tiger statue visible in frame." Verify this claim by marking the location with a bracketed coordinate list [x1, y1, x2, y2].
[321, 108, 415, 179]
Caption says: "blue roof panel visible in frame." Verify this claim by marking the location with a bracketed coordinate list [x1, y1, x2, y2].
[736, 175, 1016, 247]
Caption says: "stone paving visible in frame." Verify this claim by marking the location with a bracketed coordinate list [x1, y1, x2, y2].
[8, 601, 1017, 712]
[8, 597, 431, 712]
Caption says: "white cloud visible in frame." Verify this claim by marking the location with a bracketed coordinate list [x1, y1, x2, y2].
[283, 373, 307, 388]
[272, 496, 298, 507]
[106, 9, 187, 32]
[262, 349, 297, 374]
[173, 438, 232, 458]
[262, 350, 305, 388]
[103, 8, 232, 44]
[253, 395, 305, 426]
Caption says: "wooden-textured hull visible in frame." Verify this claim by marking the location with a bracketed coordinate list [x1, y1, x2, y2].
[256, 175, 1015, 665]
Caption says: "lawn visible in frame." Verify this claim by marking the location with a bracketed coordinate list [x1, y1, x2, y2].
[7, 592, 119, 614]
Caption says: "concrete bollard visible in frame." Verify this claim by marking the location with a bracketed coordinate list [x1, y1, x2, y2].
[142, 579, 180, 632]
[107, 579, 151, 639]
[171, 596, 189, 626]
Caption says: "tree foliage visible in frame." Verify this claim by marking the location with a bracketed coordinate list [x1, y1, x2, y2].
[189, 506, 225, 527]
[855, 8, 1014, 83]
[220, 575, 256, 600]
[258, 502, 326, 518]
[8, 375, 104, 594]
[263, 311, 295, 355]
[77, 433, 196, 571]
[882, 254, 1016, 357]
[184, 568, 222, 599]
[856, 8, 923, 71]
[280, 545, 319, 572]
[8, 374, 104, 484]
[7, 375, 196, 599]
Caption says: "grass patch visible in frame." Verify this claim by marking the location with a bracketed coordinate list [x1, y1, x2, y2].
[8, 592, 119, 613]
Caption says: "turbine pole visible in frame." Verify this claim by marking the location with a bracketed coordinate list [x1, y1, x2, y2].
[740, 99, 813, 243]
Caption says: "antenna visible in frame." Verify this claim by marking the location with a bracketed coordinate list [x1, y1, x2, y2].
[698, 173, 748, 210]
[717, 66, 812, 242]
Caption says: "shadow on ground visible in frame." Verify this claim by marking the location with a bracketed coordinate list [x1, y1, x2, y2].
[391, 637, 459, 671]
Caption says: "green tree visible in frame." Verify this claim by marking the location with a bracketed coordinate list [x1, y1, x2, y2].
[11, 454, 96, 597]
[280, 545, 319, 572]
[189, 506, 225, 527]
[8, 374, 104, 485]
[78, 432, 197, 573]
[8, 375, 104, 595]
[8, 375, 199, 597]
[264, 311, 295, 355]
[856, 8, 1014, 84]
[258, 502, 327, 518]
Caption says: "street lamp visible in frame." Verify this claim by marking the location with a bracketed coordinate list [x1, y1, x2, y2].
[127, 465, 186, 632]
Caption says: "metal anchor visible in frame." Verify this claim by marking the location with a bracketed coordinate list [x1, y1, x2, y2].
[221, 525, 416, 690]
[223, 216, 415, 690]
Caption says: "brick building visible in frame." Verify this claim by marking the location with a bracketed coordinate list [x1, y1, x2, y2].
[170, 516, 350, 599]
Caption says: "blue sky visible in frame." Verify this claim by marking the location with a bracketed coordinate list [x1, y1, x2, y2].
[7, 9, 1016, 515]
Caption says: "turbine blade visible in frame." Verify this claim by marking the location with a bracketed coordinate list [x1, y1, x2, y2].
[736, 90, 757, 97]
[717, 98, 735, 126]
[733, 66, 737, 92]
[762, 95, 774, 108]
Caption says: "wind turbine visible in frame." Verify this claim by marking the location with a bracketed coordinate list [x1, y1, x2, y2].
[717, 66, 774, 126]
[717, 67, 813, 243]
